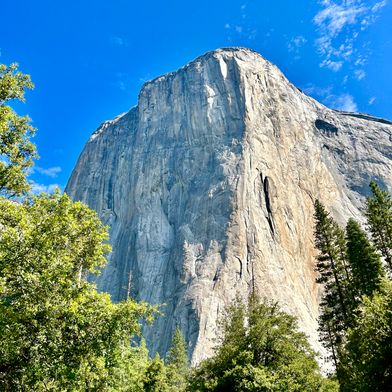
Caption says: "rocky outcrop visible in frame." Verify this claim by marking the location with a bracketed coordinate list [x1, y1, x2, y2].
[66, 47, 392, 364]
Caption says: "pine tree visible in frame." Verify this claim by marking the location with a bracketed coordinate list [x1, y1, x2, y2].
[314, 201, 351, 315]
[166, 327, 189, 392]
[346, 218, 385, 302]
[144, 353, 169, 392]
[313, 200, 352, 368]
[365, 181, 392, 273]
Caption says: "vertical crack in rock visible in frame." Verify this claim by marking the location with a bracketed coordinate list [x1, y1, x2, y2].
[235, 256, 243, 280]
[263, 176, 275, 236]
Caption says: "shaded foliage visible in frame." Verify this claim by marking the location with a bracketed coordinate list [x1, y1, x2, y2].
[346, 218, 384, 302]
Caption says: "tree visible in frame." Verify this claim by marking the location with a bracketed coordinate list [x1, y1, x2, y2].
[0, 63, 37, 197]
[143, 353, 169, 392]
[189, 295, 338, 392]
[313, 200, 352, 368]
[166, 327, 189, 392]
[0, 192, 154, 390]
[340, 279, 392, 391]
[314, 192, 392, 391]
[365, 181, 392, 273]
[345, 218, 385, 302]
[110, 338, 151, 392]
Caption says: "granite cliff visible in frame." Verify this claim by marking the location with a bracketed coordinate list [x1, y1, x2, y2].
[66, 48, 392, 364]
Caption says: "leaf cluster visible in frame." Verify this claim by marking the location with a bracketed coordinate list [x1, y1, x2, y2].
[0, 63, 37, 197]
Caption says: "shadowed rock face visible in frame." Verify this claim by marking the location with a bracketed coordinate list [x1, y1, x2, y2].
[66, 47, 392, 364]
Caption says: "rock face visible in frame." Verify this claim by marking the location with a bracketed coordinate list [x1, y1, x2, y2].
[66, 47, 392, 364]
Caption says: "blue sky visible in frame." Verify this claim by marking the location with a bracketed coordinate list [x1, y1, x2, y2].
[1, 0, 391, 192]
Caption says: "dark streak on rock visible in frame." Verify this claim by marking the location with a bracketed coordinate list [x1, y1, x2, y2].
[235, 256, 243, 279]
[263, 176, 275, 236]
[267, 216, 275, 234]
[263, 176, 272, 214]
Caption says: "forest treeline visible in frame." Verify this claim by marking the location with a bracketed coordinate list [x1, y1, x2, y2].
[1, 64, 391, 391]
[313, 183, 392, 391]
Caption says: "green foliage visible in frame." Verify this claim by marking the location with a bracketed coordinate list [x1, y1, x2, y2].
[166, 327, 189, 392]
[340, 280, 392, 391]
[346, 218, 385, 301]
[0, 63, 37, 197]
[144, 354, 170, 392]
[0, 192, 154, 391]
[110, 339, 151, 392]
[314, 184, 392, 390]
[189, 296, 338, 392]
[313, 200, 351, 367]
[365, 181, 392, 273]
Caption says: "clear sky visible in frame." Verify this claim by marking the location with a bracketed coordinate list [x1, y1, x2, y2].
[1, 0, 391, 192]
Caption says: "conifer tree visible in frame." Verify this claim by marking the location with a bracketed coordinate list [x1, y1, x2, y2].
[365, 181, 392, 273]
[314, 201, 351, 315]
[313, 200, 351, 368]
[144, 353, 169, 392]
[166, 327, 189, 392]
[346, 218, 385, 302]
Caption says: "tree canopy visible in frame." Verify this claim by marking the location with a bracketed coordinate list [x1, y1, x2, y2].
[0, 63, 37, 197]
[189, 296, 338, 392]
[0, 192, 154, 390]
[341, 279, 392, 391]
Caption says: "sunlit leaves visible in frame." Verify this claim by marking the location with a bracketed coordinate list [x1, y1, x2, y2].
[0, 63, 37, 197]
